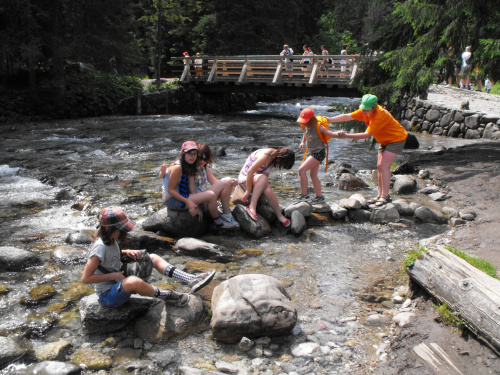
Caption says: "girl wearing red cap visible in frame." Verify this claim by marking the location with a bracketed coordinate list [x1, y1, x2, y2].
[296, 108, 342, 203]
[327, 94, 408, 206]
[159, 141, 237, 229]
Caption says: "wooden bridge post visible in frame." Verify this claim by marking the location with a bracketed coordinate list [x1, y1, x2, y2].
[272, 57, 283, 84]
[238, 57, 248, 84]
[207, 59, 217, 82]
[180, 60, 191, 82]
[309, 56, 319, 85]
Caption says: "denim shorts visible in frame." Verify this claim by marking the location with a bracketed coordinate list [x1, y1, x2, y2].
[164, 197, 185, 210]
[98, 281, 131, 308]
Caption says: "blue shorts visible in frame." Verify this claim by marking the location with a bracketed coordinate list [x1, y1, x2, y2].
[98, 281, 131, 308]
[164, 197, 185, 210]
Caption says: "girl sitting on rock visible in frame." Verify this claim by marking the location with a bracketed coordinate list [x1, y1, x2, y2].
[195, 143, 240, 227]
[238, 147, 295, 227]
[82, 207, 216, 308]
[159, 141, 237, 230]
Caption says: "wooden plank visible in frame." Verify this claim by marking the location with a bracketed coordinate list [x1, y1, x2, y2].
[407, 245, 500, 352]
[413, 343, 464, 375]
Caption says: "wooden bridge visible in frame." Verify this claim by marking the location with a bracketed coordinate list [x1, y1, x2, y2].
[171, 55, 367, 97]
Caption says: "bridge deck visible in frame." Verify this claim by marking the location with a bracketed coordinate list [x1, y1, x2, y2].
[172, 55, 367, 88]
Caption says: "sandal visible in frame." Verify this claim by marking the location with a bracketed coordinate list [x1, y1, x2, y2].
[367, 196, 381, 204]
[246, 206, 259, 221]
[281, 218, 291, 228]
[375, 195, 392, 207]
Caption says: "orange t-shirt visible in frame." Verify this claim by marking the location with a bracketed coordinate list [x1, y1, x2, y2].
[350, 105, 408, 145]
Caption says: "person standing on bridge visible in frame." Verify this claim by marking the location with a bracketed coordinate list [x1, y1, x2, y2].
[328, 94, 408, 207]
[280, 44, 294, 78]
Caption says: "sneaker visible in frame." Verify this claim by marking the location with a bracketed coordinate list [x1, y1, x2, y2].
[221, 213, 240, 228]
[189, 270, 216, 293]
[157, 290, 190, 306]
[294, 194, 310, 203]
[311, 195, 325, 203]
[215, 219, 238, 229]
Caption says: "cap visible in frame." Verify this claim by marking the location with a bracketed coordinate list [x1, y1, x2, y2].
[183, 52, 189, 56]
[97, 207, 136, 232]
[297, 108, 315, 124]
[283, 44, 289, 48]
[359, 94, 378, 110]
[181, 141, 198, 153]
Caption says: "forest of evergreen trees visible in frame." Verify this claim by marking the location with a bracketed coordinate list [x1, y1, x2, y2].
[1, 0, 499, 118]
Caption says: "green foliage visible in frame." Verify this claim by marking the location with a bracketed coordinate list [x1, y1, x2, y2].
[403, 248, 428, 269]
[433, 303, 466, 332]
[444, 246, 499, 279]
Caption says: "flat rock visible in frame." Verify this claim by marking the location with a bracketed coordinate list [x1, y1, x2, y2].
[173, 237, 235, 262]
[0, 246, 41, 271]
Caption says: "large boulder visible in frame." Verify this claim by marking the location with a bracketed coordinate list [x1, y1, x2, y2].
[0, 246, 41, 271]
[290, 211, 307, 235]
[284, 202, 314, 218]
[336, 173, 369, 190]
[329, 202, 347, 220]
[79, 294, 155, 334]
[211, 274, 297, 343]
[134, 296, 206, 343]
[414, 206, 448, 224]
[142, 208, 209, 238]
[370, 203, 400, 224]
[173, 238, 235, 262]
[232, 204, 272, 239]
[392, 175, 417, 194]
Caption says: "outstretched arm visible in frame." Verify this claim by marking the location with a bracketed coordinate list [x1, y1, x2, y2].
[325, 114, 354, 123]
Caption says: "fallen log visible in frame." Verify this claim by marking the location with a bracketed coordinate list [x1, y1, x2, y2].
[413, 342, 464, 375]
[406, 245, 500, 352]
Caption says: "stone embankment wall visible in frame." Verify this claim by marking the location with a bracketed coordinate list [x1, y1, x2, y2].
[118, 87, 257, 115]
[399, 98, 500, 139]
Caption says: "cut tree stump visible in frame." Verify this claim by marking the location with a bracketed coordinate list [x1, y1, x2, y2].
[413, 342, 464, 375]
[406, 245, 500, 352]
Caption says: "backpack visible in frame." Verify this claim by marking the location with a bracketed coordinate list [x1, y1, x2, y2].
[300, 116, 332, 171]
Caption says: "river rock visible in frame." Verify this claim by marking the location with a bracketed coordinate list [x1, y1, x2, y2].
[142, 208, 209, 238]
[134, 295, 205, 343]
[311, 201, 332, 213]
[392, 199, 414, 216]
[465, 114, 480, 129]
[428, 192, 448, 201]
[79, 294, 155, 334]
[347, 209, 371, 222]
[418, 169, 430, 179]
[146, 349, 177, 368]
[329, 202, 347, 220]
[459, 208, 477, 221]
[178, 367, 226, 375]
[0, 246, 41, 271]
[349, 193, 367, 208]
[450, 217, 466, 226]
[18, 361, 80, 375]
[414, 206, 448, 224]
[291, 342, 321, 357]
[70, 348, 112, 371]
[392, 312, 416, 327]
[370, 203, 400, 224]
[173, 237, 235, 262]
[290, 211, 307, 235]
[465, 129, 480, 139]
[232, 204, 272, 239]
[127, 229, 176, 251]
[20, 285, 57, 305]
[256, 201, 277, 223]
[51, 245, 86, 264]
[425, 109, 441, 122]
[35, 341, 73, 361]
[0, 337, 26, 369]
[211, 274, 297, 343]
[65, 230, 93, 245]
[364, 314, 391, 327]
[419, 185, 440, 194]
[441, 206, 458, 217]
[392, 175, 417, 194]
[284, 202, 314, 218]
[404, 133, 419, 149]
[447, 123, 461, 137]
[483, 123, 500, 139]
[336, 173, 369, 190]
[339, 198, 362, 210]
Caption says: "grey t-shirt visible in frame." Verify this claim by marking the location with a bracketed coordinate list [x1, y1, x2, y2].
[88, 238, 120, 293]
[305, 124, 326, 155]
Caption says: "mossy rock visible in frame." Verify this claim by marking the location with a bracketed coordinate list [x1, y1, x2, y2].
[60, 282, 94, 302]
[185, 260, 226, 273]
[34, 340, 73, 361]
[20, 285, 57, 305]
[47, 301, 71, 314]
[237, 248, 264, 257]
[70, 348, 112, 371]
[0, 284, 11, 295]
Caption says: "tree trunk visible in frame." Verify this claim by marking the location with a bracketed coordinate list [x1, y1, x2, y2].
[406, 245, 500, 352]
[155, 1, 162, 88]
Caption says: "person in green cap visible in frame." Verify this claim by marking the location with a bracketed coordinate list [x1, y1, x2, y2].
[325, 94, 408, 206]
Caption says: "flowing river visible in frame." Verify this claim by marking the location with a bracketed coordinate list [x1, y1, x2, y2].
[0, 97, 480, 374]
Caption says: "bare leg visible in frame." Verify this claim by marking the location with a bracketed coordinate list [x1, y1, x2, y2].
[121, 275, 154, 296]
[262, 184, 288, 224]
[248, 174, 269, 214]
[308, 160, 322, 197]
[208, 178, 233, 215]
[377, 150, 398, 197]
[189, 190, 219, 218]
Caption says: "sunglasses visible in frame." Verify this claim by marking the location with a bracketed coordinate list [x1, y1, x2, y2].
[198, 154, 209, 161]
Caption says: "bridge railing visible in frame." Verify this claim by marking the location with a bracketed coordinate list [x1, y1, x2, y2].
[171, 55, 368, 86]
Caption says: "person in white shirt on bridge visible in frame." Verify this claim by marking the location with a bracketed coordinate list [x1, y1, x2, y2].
[280, 44, 294, 78]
